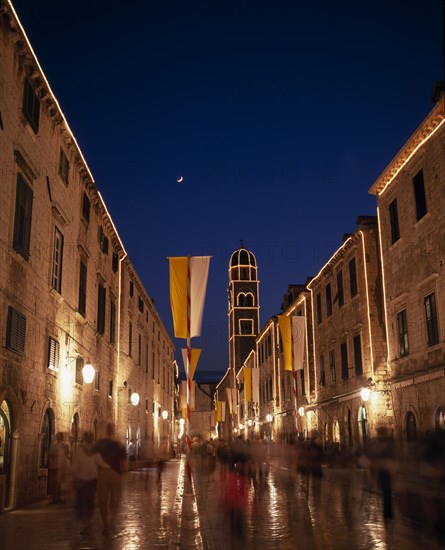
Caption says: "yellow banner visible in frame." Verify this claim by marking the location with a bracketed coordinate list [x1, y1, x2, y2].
[244, 367, 252, 402]
[169, 257, 188, 338]
[181, 348, 201, 380]
[278, 314, 293, 371]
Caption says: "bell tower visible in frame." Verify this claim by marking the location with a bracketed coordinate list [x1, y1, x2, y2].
[228, 243, 260, 374]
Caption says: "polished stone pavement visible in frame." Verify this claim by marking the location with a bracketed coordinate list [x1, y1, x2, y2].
[0, 456, 444, 550]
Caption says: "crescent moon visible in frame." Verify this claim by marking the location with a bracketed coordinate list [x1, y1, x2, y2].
[177, 176, 184, 183]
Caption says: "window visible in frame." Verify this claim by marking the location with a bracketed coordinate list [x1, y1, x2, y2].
[353, 334, 363, 376]
[340, 342, 348, 380]
[78, 261, 87, 316]
[145, 342, 149, 373]
[152, 352, 155, 379]
[138, 334, 142, 366]
[51, 227, 64, 293]
[47, 337, 60, 371]
[6, 306, 26, 354]
[300, 369, 305, 396]
[329, 350, 336, 383]
[349, 257, 358, 297]
[319, 355, 326, 387]
[82, 192, 90, 223]
[99, 227, 109, 255]
[240, 320, 253, 335]
[138, 297, 144, 312]
[58, 148, 69, 186]
[316, 293, 322, 324]
[326, 284, 332, 317]
[112, 252, 118, 273]
[130, 281, 134, 297]
[129, 322, 133, 356]
[397, 309, 409, 357]
[22, 77, 40, 133]
[109, 298, 116, 344]
[413, 169, 427, 221]
[424, 293, 439, 346]
[108, 379, 113, 398]
[95, 370, 100, 392]
[75, 357, 84, 385]
[13, 174, 33, 260]
[97, 283, 106, 334]
[389, 198, 400, 243]
[336, 270, 344, 307]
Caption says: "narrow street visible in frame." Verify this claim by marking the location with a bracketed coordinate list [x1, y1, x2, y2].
[0, 456, 444, 549]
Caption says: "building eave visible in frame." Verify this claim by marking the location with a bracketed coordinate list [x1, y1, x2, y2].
[369, 96, 445, 197]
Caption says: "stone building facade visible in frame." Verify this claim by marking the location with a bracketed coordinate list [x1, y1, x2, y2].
[0, 1, 175, 511]
[369, 96, 445, 445]
[307, 216, 389, 447]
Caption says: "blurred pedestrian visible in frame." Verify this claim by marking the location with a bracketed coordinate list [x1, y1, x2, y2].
[48, 432, 69, 504]
[93, 435, 127, 535]
[73, 431, 109, 535]
[368, 426, 397, 524]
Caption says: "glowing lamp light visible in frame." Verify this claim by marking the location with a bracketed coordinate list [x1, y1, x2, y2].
[82, 363, 95, 384]
[266, 414, 273, 423]
[360, 387, 371, 402]
[298, 406, 305, 417]
[162, 410, 168, 420]
[130, 392, 140, 406]
[248, 419, 253, 427]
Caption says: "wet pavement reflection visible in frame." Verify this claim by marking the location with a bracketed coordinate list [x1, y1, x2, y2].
[0, 456, 444, 549]
[191, 457, 445, 550]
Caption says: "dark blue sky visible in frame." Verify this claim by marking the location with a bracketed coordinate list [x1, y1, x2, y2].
[11, 0, 443, 379]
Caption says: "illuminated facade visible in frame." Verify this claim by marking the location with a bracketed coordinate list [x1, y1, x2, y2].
[369, 96, 445, 443]
[307, 217, 390, 447]
[0, 1, 175, 510]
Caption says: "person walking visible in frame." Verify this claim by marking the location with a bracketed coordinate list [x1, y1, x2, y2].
[72, 431, 108, 535]
[48, 432, 69, 504]
[93, 435, 127, 535]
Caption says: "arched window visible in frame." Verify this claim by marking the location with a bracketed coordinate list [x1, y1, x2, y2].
[406, 411, 417, 441]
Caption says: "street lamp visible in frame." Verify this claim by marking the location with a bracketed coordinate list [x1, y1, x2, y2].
[266, 414, 273, 423]
[82, 363, 95, 384]
[162, 410, 168, 420]
[130, 391, 140, 406]
[360, 387, 371, 402]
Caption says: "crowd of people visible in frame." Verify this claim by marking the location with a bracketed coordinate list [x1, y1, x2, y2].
[47, 426, 445, 538]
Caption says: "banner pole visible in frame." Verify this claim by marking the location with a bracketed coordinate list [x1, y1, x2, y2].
[185, 258, 193, 493]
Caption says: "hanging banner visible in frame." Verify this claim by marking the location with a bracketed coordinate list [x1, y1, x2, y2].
[226, 387, 237, 413]
[168, 256, 211, 339]
[181, 348, 202, 380]
[278, 315, 306, 371]
[244, 367, 252, 402]
[252, 368, 260, 403]
[216, 400, 226, 422]
[181, 380, 196, 410]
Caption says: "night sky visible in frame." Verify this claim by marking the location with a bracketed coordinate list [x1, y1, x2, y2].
[10, 0, 443, 379]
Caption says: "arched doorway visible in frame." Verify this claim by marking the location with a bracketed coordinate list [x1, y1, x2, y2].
[406, 411, 417, 441]
[347, 409, 353, 448]
[0, 400, 13, 509]
[70, 413, 79, 461]
[358, 405, 369, 447]
[435, 407, 445, 433]
[332, 418, 340, 445]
